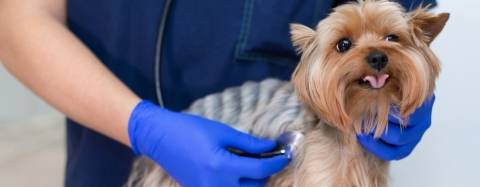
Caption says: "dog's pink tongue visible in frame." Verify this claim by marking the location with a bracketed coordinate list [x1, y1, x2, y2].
[363, 74, 389, 89]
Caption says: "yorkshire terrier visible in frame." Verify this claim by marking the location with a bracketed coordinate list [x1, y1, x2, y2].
[126, 0, 449, 186]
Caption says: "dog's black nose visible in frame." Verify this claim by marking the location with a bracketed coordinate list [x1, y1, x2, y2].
[366, 51, 388, 71]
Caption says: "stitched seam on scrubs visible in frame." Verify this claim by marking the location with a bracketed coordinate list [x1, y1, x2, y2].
[237, 53, 297, 67]
[313, 0, 323, 26]
[234, 0, 298, 67]
[313, 0, 334, 26]
[235, 0, 255, 59]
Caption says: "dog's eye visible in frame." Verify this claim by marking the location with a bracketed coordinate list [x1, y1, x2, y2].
[336, 38, 352, 53]
[385, 34, 399, 42]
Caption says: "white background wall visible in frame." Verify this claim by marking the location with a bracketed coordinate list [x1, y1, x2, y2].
[390, 1, 480, 186]
[0, 1, 479, 186]
[0, 66, 57, 125]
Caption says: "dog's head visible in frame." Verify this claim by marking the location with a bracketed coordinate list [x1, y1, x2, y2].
[290, 0, 448, 136]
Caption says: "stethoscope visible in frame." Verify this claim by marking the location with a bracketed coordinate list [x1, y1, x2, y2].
[154, 0, 172, 107]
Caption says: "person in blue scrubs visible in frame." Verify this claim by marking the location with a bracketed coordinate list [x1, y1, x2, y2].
[0, 0, 437, 186]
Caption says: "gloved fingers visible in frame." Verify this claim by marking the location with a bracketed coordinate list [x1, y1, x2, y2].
[357, 134, 419, 161]
[239, 177, 269, 187]
[224, 130, 277, 154]
[388, 95, 435, 127]
[226, 154, 289, 179]
[380, 121, 429, 146]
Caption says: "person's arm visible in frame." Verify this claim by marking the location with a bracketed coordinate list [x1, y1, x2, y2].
[0, 0, 139, 145]
[0, 1, 289, 186]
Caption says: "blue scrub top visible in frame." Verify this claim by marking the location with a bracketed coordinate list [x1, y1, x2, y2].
[65, 0, 436, 186]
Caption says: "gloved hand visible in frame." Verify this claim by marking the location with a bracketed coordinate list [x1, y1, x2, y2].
[128, 100, 289, 187]
[357, 95, 435, 161]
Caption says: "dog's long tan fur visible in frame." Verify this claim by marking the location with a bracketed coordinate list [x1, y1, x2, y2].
[126, 1, 448, 186]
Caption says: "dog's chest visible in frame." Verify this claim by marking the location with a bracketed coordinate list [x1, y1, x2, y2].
[186, 79, 388, 187]
[186, 79, 317, 139]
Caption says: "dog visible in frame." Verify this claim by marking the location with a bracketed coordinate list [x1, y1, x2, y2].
[126, 0, 449, 186]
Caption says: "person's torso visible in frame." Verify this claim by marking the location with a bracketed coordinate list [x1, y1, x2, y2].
[64, 0, 434, 186]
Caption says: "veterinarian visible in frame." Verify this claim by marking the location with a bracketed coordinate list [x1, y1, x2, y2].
[0, 0, 437, 186]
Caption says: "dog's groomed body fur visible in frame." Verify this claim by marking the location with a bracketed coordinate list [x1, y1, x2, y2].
[127, 79, 387, 187]
[127, 1, 448, 186]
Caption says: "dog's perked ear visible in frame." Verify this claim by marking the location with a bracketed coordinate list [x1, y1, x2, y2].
[290, 24, 316, 53]
[409, 8, 450, 45]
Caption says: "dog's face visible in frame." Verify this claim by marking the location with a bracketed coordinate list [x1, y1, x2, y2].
[290, 0, 449, 136]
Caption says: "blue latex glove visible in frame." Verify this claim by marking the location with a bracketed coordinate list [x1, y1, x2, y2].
[357, 96, 435, 161]
[128, 100, 289, 187]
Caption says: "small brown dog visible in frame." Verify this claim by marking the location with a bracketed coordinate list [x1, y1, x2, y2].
[276, 0, 448, 186]
[291, 0, 448, 138]
[127, 0, 449, 186]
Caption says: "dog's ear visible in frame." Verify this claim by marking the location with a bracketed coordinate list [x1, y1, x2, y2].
[409, 9, 450, 45]
[290, 24, 316, 53]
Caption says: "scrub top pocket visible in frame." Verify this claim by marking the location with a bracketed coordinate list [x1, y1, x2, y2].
[234, 0, 334, 67]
